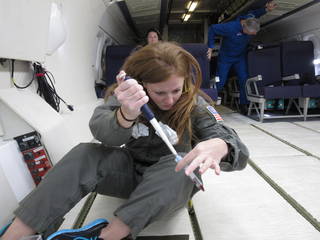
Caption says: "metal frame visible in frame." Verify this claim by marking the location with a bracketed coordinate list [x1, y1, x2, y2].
[228, 76, 240, 110]
[246, 75, 304, 122]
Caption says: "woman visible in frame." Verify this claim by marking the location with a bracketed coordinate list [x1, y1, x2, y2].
[2, 42, 249, 240]
[133, 28, 162, 52]
[145, 28, 161, 45]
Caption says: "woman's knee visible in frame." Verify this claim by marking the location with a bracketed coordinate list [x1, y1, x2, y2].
[63, 143, 112, 163]
[157, 171, 194, 206]
[70, 142, 98, 155]
[50, 143, 103, 173]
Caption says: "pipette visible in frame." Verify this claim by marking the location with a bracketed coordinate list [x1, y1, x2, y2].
[124, 75, 204, 191]
[175, 155, 204, 191]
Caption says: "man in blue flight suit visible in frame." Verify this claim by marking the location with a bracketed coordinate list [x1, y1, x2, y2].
[207, 1, 277, 114]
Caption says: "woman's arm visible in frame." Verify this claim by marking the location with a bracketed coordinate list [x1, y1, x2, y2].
[89, 71, 148, 146]
[176, 103, 249, 175]
[89, 96, 134, 146]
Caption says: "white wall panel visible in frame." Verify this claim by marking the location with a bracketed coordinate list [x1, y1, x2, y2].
[0, 0, 51, 62]
[99, 3, 136, 45]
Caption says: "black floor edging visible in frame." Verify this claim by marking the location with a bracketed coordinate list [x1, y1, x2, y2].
[248, 159, 320, 231]
[72, 192, 97, 229]
[188, 200, 203, 240]
[71, 194, 200, 239]
[291, 122, 320, 135]
[251, 124, 320, 161]
[250, 124, 320, 231]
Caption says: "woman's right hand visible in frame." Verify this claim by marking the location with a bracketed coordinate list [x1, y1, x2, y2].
[114, 71, 149, 121]
[207, 48, 212, 60]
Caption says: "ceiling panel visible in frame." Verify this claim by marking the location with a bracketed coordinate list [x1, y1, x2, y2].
[125, 0, 161, 36]
[168, 0, 219, 24]
[121, 0, 317, 39]
[259, 0, 315, 24]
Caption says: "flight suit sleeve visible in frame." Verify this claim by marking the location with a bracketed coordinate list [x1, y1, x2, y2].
[207, 22, 234, 49]
[89, 96, 133, 146]
[192, 105, 249, 171]
[242, 8, 267, 19]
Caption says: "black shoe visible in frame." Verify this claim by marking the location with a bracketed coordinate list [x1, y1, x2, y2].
[46, 218, 108, 240]
[239, 104, 248, 115]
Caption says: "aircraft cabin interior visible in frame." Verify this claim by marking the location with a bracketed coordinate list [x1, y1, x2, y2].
[0, 0, 320, 239]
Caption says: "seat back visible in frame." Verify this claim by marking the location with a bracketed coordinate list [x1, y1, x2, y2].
[102, 45, 135, 87]
[281, 41, 315, 84]
[103, 44, 210, 88]
[103, 43, 217, 100]
[247, 45, 282, 94]
[181, 43, 210, 88]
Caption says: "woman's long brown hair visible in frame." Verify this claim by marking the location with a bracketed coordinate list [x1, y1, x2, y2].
[107, 42, 203, 142]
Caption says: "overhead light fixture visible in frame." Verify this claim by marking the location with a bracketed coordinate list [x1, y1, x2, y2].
[186, 1, 192, 9]
[182, 1, 199, 22]
[182, 14, 191, 22]
[188, 1, 198, 12]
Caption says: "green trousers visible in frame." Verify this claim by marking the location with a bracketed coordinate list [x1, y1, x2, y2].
[14, 143, 197, 238]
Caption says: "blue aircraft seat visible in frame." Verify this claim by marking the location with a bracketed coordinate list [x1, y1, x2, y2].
[103, 43, 218, 101]
[103, 45, 135, 87]
[181, 43, 218, 101]
[280, 40, 320, 120]
[246, 45, 303, 122]
[180, 43, 210, 88]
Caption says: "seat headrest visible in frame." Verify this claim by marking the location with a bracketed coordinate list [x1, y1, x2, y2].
[106, 45, 135, 58]
[181, 44, 208, 56]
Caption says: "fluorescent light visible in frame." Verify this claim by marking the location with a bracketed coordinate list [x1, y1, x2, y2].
[313, 58, 320, 65]
[183, 14, 191, 22]
[189, 1, 198, 12]
[186, 1, 192, 9]
[183, 1, 198, 22]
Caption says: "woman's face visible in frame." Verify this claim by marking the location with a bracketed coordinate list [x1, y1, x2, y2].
[147, 31, 159, 44]
[144, 74, 184, 111]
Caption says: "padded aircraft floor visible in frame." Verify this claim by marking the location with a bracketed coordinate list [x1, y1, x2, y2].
[59, 105, 320, 240]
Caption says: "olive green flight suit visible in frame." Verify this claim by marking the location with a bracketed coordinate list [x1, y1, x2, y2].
[14, 96, 249, 238]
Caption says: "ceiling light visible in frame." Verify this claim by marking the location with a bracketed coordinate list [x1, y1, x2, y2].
[189, 1, 198, 12]
[182, 1, 198, 22]
[186, 1, 192, 9]
[183, 14, 191, 22]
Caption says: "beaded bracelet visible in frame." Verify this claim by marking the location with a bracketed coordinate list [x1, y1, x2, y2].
[119, 107, 137, 122]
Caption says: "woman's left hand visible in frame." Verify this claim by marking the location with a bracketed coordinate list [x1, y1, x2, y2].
[175, 138, 228, 176]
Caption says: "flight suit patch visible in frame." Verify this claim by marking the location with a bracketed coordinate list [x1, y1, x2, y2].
[206, 106, 223, 122]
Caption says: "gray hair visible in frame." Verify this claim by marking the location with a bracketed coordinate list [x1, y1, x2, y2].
[243, 18, 260, 33]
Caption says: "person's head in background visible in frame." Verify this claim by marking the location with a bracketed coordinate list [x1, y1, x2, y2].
[241, 17, 260, 35]
[146, 28, 162, 44]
